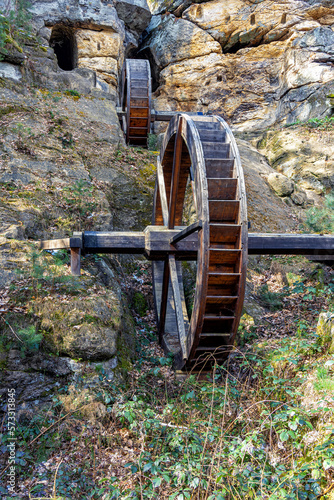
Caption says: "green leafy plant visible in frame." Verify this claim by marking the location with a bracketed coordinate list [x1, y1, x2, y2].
[63, 180, 97, 230]
[256, 283, 285, 310]
[18, 325, 43, 354]
[65, 89, 81, 98]
[148, 133, 158, 151]
[306, 116, 334, 130]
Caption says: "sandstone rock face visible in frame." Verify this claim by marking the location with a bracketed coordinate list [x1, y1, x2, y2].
[76, 29, 122, 88]
[257, 126, 334, 201]
[143, 0, 334, 131]
[236, 139, 298, 232]
[32, 0, 150, 95]
[141, 14, 221, 68]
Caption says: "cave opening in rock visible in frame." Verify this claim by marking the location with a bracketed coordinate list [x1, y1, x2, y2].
[50, 25, 77, 71]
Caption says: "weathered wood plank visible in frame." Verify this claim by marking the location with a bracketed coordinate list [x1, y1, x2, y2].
[209, 224, 241, 245]
[199, 129, 226, 142]
[202, 142, 230, 158]
[209, 200, 240, 222]
[205, 159, 234, 178]
[129, 107, 149, 118]
[39, 238, 71, 250]
[145, 226, 198, 260]
[158, 258, 170, 342]
[130, 97, 149, 108]
[207, 179, 237, 200]
[39, 237, 82, 250]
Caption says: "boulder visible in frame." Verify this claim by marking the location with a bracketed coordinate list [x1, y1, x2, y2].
[28, 0, 151, 41]
[29, 0, 124, 34]
[267, 172, 294, 197]
[115, 0, 152, 34]
[0, 62, 22, 81]
[35, 287, 135, 361]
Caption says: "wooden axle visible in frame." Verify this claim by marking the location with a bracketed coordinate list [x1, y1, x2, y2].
[116, 107, 205, 124]
[40, 228, 334, 277]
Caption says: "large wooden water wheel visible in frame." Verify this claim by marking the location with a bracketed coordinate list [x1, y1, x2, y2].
[42, 60, 334, 371]
[152, 113, 248, 369]
[119, 59, 151, 147]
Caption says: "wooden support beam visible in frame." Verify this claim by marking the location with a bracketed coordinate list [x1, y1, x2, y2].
[116, 108, 205, 123]
[70, 232, 83, 276]
[39, 236, 82, 251]
[83, 232, 146, 254]
[170, 221, 202, 245]
[151, 111, 205, 123]
[71, 247, 81, 276]
[144, 226, 198, 260]
[40, 231, 334, 263]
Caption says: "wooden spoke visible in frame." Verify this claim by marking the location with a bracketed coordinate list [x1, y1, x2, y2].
[168, 118, 183, 229]
[156, 156, 169, 226]
[158, 258, 170, 341]
[169, 254, 188, 360]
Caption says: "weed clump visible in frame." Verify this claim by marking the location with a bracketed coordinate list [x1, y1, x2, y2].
[305, 192, 334, 234]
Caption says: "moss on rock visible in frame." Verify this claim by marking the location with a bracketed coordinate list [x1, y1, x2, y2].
[35, 287, 135, 362]
[316, 312, 334, 353]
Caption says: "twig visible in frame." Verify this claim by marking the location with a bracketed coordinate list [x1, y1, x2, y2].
[159, 422, 188, 430]
[52, 459, 63, 498]
[0, 315, 24, 344]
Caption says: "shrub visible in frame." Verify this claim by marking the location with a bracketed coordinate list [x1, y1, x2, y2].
[305, 192, 334, 233]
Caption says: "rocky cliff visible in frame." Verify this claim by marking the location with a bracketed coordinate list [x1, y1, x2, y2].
[142, 0, 334, 131]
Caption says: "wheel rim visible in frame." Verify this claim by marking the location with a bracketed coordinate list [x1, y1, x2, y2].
[152, 114, 248, 370]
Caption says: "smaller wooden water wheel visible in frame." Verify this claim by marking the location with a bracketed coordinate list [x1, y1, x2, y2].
[119, 59, 151, 147]
[152, 113, 248, 369]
